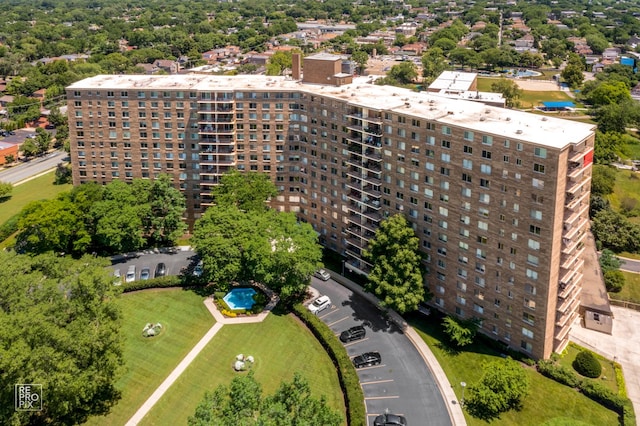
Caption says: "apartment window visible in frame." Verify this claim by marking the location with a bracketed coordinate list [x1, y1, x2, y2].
[482, 135, 493, 145]
[533, 163, 545, 174]
[528, 239, 540, 250]
[464, 131, 474, 141]
[440, 167, 450, 176]
[482, 150, 492, 159]
[441, 126, 451, 135]
[534, 147, 547, 158]
[479, 193, 490, 204]
[525, 269, 538, 281]
[462, 159, 473, 170]
[442, 140, 450, 149]
[480, 164, 492, 174]
[480, 179, 490, 188]
[529, 225, 541, 235]
[473, 304, 484, 314]
[461, 188, 471, 197]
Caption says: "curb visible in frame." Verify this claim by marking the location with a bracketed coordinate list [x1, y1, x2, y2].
[328, 271, 467, 426]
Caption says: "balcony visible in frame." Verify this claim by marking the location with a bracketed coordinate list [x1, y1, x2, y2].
[198, 115, 234, 124]
[556, 310, 579, 329]
[558, 275, 582, 299]
[363, 148, 382, 161]
[561, 246, 586, 270]
[201, 136, 235, 144]
[348, 143, 363, 154]
[563, 217, 588, 240]
[564, 203, 589, 226]
[567, 164, 586, 180]
[199, 125, 235, 134]
[363, 125, 382, 136]
[346, 236, 365, 249]
[569, 147, 594, 163]
[562, 234, 586, 255]
[362, 184, 381, 197]
[566, 176, 591, 195]
[565, 190, 590, 210]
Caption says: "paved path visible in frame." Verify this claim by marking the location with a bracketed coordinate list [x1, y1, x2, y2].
[617, 255, 640, 274]
[570, 306, 640, 417]
[125, 296, 273, 425]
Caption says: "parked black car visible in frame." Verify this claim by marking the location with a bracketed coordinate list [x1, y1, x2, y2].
[373, 413, 407, 426]
[340, 325, 366, 343]
[155, 262, 167, 277]
[352, 351, 381, 368]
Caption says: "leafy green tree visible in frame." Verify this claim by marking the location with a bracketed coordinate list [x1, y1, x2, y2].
[599, 249, 623, 273]
[387, 61, 418, 85]
[21, 138, 38, 158]
[491, 79, 523, 108]
[421, 48, 448, 83]
[604, 269, 625, 293]
[594, 102, 636, 133]
[16, 198, 92, 255]
[592, 208, 640, 252]
[34, 127, 53, 155]
[594, 132, 623, 164]
[442, 316, 479, 347]
[3, 154, 15, 165]
[0, 182, 12, 199]
[573, 350, 602, 378]
[561, 54, 585, 89]
[0, 252, 123, 425]
[213, 170, 278, 212]
[465, 359, 530, 420]
[48, 106, 67, 127]
[586, 81, 631, 107]
[266, 50, 300, 76]
[188, 372, 342, 426]
[54, 163, 72, 185]
[145, 174, 187, 245]
[364, 214, 425, 314]
[590, 165, 616, 196]
[351, 50, 369, 75]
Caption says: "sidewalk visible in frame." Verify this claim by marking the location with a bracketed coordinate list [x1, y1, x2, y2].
[569, 306, 640, 416]
[125, 294, 274, 425]
[330, 272, 466, 426]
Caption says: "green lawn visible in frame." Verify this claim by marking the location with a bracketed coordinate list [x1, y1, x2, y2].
[611, 271, 640, 304]
[141, 313, 346, 425]
[409, 315, 619, 426]
[85, 289, 214, 426]
[0, 170, 71, 225]
[557, 344, 618, 394]
[518, 90, 578, 109]
[607, 169, 640, 220]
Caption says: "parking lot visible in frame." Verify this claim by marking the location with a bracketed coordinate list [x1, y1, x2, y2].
[110, 248, 198, 283]
[311, 278, 452, 426]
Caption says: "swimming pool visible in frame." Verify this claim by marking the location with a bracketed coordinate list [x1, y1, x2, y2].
[223, 287, 257, 310]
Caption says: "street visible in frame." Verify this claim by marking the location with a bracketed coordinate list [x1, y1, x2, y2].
[0, 150, 67, 184]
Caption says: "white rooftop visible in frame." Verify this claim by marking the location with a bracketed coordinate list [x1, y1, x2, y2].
[67, 74, 594, 149]
[429, 71, 478, 92]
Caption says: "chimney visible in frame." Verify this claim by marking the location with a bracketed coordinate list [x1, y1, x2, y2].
[292, 53, 301, 81]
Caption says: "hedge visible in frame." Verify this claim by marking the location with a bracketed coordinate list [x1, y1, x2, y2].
[0, 212, 21, 242]
[573, 350, 602, 378]
[293, 304, 366, 426]
[537, 360, 636, 426]
[121, 275, 185, 292]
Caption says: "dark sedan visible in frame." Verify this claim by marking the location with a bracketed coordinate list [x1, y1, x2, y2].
[155, 262, 167, 278]
[340, 325, 366, 343]
[352, 351, 381, 368]
[374, 413, 407, 426]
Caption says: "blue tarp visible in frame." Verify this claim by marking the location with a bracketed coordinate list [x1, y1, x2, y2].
[542, 101, 575, 108]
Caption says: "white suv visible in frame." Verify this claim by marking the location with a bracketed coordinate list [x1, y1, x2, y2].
[307, 295, 331, 315]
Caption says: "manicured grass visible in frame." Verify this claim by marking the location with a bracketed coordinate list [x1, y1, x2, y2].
[611, 271, 640, 304]
[557, 344, 618, 393]
[0, 170, 71, 225]
[518, 90, 578, 109]
[141, 313, 346, 425]
[85, 289, 214, 426]
[408, 315, 619, 426]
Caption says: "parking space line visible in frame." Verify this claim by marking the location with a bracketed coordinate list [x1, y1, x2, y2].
[327, 316, 350, 327]
[318, 308, 340, 319]
[344, 337, 369, 347]
[361, 379, 394, 386]
[353, 364, 386, 370]
[367, 412, 405, 417]
[364, 395, 400, 400]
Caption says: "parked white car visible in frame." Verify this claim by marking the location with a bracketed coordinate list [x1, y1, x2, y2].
[314, 269, 331, 281]
[307, 295, 331, 315]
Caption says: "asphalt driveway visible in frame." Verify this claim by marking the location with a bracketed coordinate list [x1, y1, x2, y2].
[312, 278, 452, 426]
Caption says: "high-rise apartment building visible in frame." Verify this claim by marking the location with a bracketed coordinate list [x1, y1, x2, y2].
[66, 57, 595, 359]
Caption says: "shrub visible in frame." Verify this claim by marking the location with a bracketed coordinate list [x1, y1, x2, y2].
[604, 269, 625, 293]
[536, 360, 582, 388]
[122, 275, 184, 292]
[442, 315, 479, 347]
[293, 304, 366, 426]
[0, 213, 22, 242]
[573, 350, 602, 378]
[614, 363, 627, 398]
[579, 380, 625, 411]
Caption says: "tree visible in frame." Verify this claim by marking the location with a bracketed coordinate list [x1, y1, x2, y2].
[21, 138, 38, 158]
[592, 208, 640, 252]
[442, 316, 479, 347]
[586, 81, 631, 107]
[364, 214, 425, 314]
[0, 182, 12, 199]
[4, 154, 15, 165]
[15, 198, 92, 256]
[573, 350, 602, 378]
[604, 269, 625, 293]
[188, 372, 342, 426]
[34, 127, 53, 155]
[351, 50, 369, 75]
[386, 61, 418, 85]
[465, 359, 530, 420]
[421, 48, 448, 83]
[213, 170, 278, 212]
[266, 50, 300, 76]
[54, 163, 72, 185]
[144, 174, 187, 245]
[0, 251, 123, 425]
[491, 79, 523, 108]
[599, 249, 623, 273]
[590, 165, 616, 196]
[561, 53, 585, 89]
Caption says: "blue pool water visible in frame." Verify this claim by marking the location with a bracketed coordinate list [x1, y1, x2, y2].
[223, 288, 257, 310]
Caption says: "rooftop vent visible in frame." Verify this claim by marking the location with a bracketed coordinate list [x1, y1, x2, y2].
[480, 117, 486, 121]
[506, 117, 511, 121]
[542, 117, 548, 121]
[405, 102, 411, 108]
[516, 130, 523, 134]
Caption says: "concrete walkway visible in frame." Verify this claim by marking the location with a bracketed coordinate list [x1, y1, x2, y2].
[330, 273, 466, 426]
[570, 306, 640, 417]
[125, 296, 273, 425]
